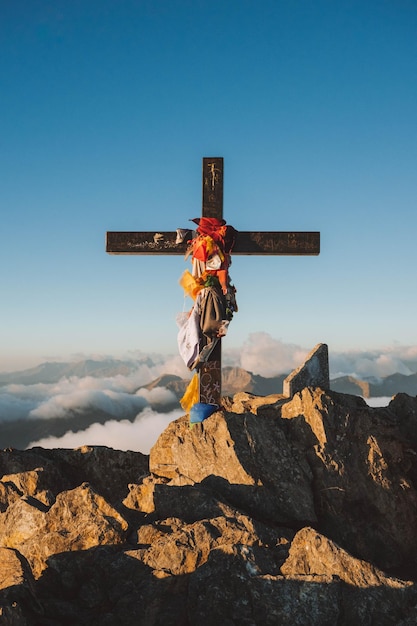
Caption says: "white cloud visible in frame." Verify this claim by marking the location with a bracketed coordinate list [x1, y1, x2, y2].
[29, 389, 149, 420]
[157, 355, 191, 378]
[329, 346, 416, 380]
[231, 332, 308, 378]
[0, 359, 182, 423]
[135, 386, 178, 403]
[222, 334, 417, 380]
[27, 408, 183, 454]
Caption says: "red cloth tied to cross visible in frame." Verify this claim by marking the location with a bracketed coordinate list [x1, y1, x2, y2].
[190, 217, 237, 254]
[188, 217, 237, 295]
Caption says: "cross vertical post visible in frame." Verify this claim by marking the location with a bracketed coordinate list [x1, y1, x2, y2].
[199, 158, 224, 405]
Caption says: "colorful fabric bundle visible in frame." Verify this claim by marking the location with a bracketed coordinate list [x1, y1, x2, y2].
[185, 218, 237, 297]
[176, 216, 238, 378]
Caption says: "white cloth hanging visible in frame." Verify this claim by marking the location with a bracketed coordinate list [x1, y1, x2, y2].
[177, 305, 201, 369]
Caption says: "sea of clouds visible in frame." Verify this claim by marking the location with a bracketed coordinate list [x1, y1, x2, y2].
[1, 333, 416, 454]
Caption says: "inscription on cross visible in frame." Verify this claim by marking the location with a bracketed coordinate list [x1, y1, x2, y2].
[106, 157, 320, 406]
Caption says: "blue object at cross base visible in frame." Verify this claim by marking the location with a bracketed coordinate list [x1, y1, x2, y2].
[189, 402, 218, 423]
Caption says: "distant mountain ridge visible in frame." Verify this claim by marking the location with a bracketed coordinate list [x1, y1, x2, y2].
[1, 359, 417, 450]
[1, 358, 417, 398]
[0, 358, 151, 386]
[331, 372, 417, 398]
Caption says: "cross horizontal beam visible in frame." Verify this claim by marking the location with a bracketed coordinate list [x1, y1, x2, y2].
[106, 231, 320, 255]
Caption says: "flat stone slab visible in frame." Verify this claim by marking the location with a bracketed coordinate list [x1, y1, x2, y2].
[283, 343, 329, 397]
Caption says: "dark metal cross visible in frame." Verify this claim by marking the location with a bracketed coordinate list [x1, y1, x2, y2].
[106, 157, 320, 406]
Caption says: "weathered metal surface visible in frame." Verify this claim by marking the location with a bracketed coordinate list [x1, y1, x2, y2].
[106, 231, 186, 254]
[199, 341, 222, 405]
[202, 157, 223, 219]
[233, 231, 320, 255]
[106, 230, 320, 255]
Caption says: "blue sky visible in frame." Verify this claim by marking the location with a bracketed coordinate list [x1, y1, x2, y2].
[1, 0, 417, 373]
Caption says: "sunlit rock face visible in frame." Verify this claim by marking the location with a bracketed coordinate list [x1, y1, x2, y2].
[1, 389, 417, 625]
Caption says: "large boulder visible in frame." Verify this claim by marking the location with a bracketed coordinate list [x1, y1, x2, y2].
[187, 531, 417, 626]
[149, 387, 417, 572]
[0, 483, 129, 578]
[0, 445, 148, 508]
[280, 388, 417, 571]
[149, 410, 316, 525]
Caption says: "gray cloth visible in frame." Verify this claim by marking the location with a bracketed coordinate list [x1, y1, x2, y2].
[196, 287, 227, 339]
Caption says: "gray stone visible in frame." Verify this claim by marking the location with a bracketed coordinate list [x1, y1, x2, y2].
[283, 343, 329, 397]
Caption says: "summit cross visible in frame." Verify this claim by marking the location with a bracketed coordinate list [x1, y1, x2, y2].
[106, 157, 320, 406]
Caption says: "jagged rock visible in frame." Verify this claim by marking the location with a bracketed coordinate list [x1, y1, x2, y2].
[131, 515, 280, 578]
[1, 467, 55, 507]
[124, 474, 156, 513]
[0, 483, 129, 578]
[281, 526, 412, 588]
[0, 480, 22, 513]
[222, 390, 287, 414]
[389, 392, 417, 448]
[32, 445, 149, 506]
[280, 388, 417, 572]
[283, 342, 330, 396]
[125, 477, 241, 521]
[0, 387, 417, 624]
[0, 448, 73, 500]
[130, 513, 292, 579]
[0, 445, 148, 508]
[150, 411, 317, 525]
[187, 543, 417, 626]
[0, 547, 40, 625]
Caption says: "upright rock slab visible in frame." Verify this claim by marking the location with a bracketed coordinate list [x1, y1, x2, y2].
[283, 343, 329, 397]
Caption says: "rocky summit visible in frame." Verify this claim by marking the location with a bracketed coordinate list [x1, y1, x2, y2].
[1, 389, 417, 625]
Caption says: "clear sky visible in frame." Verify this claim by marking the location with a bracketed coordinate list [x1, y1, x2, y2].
[1, 0, 417, 373]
